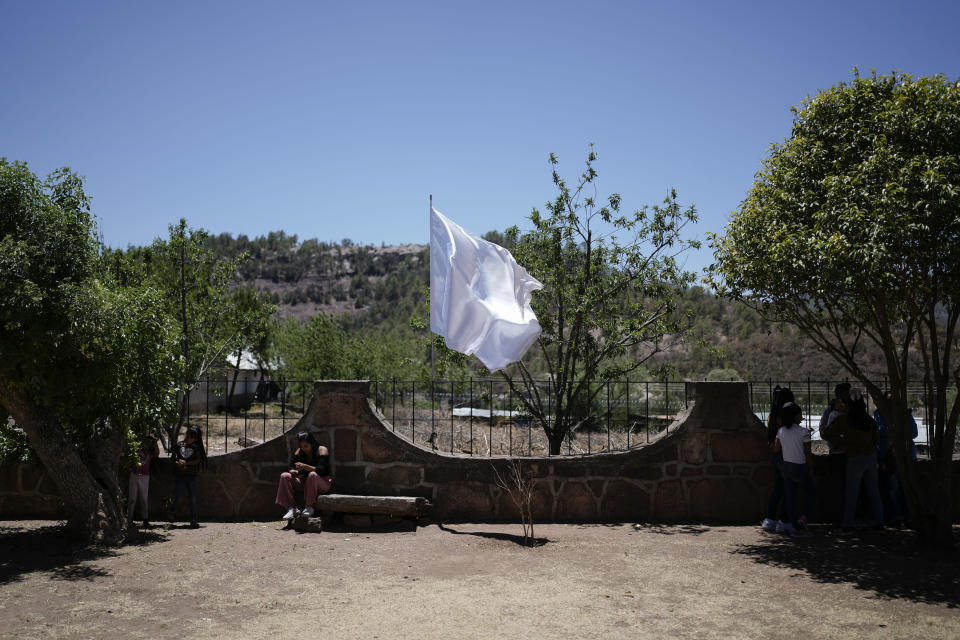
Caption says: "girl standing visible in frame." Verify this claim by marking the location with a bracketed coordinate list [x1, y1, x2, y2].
[775, 402, 817, 537]
[128, 436, 160, 527]
[761, 386, 794, 532]
[169, 424, 207, 528]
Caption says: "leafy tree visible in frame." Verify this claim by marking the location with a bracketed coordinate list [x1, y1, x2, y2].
[504, 149, 700, 454]
[0, 160, 178, 544]
[224, 286, 276, 412]
[128, 219, 273, 447]
[709, 71, 960, 549]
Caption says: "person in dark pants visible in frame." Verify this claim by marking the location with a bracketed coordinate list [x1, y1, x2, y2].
[761, 386, 794, 532]
[169, 424, 207, 528]
[819, 383, 850, 527]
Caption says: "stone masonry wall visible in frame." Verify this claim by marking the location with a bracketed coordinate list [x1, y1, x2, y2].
[2, 381, 958, 523]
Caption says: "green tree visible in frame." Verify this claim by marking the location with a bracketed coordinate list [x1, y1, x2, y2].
[0, 160, 178, 544]
[710, 71, 960, 549]
[136, 219, 272, 447]
[504, 149, 700, 454]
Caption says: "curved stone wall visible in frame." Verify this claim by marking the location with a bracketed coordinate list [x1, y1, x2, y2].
[3, 380, 957, 524]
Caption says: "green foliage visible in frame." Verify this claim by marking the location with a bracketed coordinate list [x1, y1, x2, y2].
[710, 71, 960, 548]
[504, 148, 700, 453]
[0, 158, 177, 472]
[705, 368, 742, 382]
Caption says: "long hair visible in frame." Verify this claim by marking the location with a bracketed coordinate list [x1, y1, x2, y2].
[847, 390, 876, 432]
[296, 431, 321, 465]
[767, 386, 795, 442]
[185, 424, 208, 469]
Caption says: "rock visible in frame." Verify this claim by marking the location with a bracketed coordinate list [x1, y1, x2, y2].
[236, 436, 261, 448]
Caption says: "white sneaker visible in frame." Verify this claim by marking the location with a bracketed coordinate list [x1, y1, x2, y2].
[761, 518, 776, 532]
[774, 520, 787, 534]
[282, 508, 298, 521]
[303, 507, 315, 517]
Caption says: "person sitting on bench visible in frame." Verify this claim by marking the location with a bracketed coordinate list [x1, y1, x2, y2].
[276, 431, 332, 521]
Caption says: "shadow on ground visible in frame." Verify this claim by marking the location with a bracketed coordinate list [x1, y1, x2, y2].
[437, 523, 549, 546]
[0, 523, 168, 585]
[632, 523, 711, 536]
[732, 526, 960, 607]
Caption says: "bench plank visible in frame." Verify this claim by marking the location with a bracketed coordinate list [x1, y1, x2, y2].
[314, 494, 429, 517]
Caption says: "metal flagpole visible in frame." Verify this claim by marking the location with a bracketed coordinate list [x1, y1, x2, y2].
[429, 194, 436, 380]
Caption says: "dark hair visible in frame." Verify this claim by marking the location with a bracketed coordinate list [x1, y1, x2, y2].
[781, 402, 803, 428]
[767, 386, 795, 442]
[296, 431, 322, 464]
[848, 397, 876, 432]
[834, 382, 851, 398]
[185, 424, 208, 469]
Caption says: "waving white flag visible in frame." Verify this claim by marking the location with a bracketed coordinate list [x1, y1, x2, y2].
[430, 205, 543, 371]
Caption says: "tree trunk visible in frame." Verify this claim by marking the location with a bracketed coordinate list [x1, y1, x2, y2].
[0, 381, 127, 545]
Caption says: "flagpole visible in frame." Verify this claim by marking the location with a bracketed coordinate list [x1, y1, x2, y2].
[429, 194, 436, 380]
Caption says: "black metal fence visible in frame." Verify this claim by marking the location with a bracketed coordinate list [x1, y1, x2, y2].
[180, 377, 940, 458]
[182, 379, 315, 454]
[369, 378, 692, 456]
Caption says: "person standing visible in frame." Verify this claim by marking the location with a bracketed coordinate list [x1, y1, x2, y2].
[775, 402, 817, 537]
[821, 389, 883, 530]
[128, 436, 159, 528]
[169, 424, 207, 528]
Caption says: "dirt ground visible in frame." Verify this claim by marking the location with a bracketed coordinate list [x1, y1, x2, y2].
[0, 520, 957, 640]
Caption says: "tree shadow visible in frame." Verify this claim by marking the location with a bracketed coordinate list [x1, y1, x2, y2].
[0, 522, 168, 585]
[632, 523, 711, 536]
[437, 523, 550, 547]
[732, 526, 960, 607]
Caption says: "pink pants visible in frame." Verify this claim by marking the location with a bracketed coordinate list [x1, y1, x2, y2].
[275, 471, 332, 509]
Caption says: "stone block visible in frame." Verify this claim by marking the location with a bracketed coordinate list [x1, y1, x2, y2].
[366, 465, 422, 490]
[600, 480, 650, 521]
[550, 463, 586, 478]
[680, 466, 703, 477]
[215, 461, 255, 504]
[313, 395, 365, 427]
[555, 481, 597, 520]
[733, 466, 751, 477]
[433, 482, 494, 520]
[236, 482, 280, 519]
[710, 431, 768, 463]
[622, 465, 662, 481]
[192, 479, 233, 521]
[588, 479, 607, 497]
[653, 479, 688, 521]
[334, 429, 358, 462]
[640, 442, 678, 464]
[665, 464, 677, 477]
[680, 432, 709, 465]
[689, 477, 762, 523]
[0, 465, 20, 492]
[258, 464, 290, 482]
[360, 430, 406, 463]
[315, 430, 332, 450]
[495, 481, 552, 521]
[235, 438, 290, 464]
[332, 465, 366, 490]
[706, 465, 731, 476]
[752, 465, 773, 486]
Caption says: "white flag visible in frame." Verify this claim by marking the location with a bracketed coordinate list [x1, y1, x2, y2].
[430, 205, 543, 371]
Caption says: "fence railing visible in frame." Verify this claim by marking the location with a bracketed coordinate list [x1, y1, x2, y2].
[179, 377, 939, 458]
[369, 378, 692, 456]
[182, 379, 315, 455]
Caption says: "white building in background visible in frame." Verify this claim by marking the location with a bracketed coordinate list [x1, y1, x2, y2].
[180, 350, 283, 414]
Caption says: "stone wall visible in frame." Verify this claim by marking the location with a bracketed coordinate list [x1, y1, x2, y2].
[2, 380, 958, 524]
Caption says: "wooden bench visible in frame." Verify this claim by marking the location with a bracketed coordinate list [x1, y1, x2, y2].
[291, 494, 431, 533]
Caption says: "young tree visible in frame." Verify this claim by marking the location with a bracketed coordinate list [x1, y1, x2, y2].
[0, 160, 178, 544]
[504, 149, 700, 455]
[129, 220, 272, 447]
[710, 72, 960, 549]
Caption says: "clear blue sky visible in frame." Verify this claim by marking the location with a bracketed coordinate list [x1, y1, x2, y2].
[3, 0, 958, 273]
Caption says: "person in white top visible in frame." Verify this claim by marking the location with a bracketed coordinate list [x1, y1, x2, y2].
[775, 403, 817, 537]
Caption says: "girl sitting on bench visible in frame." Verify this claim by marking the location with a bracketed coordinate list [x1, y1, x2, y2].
[276, 431, 332, 521]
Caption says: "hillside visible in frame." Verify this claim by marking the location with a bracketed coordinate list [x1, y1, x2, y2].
[201, 231, 914, 382]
